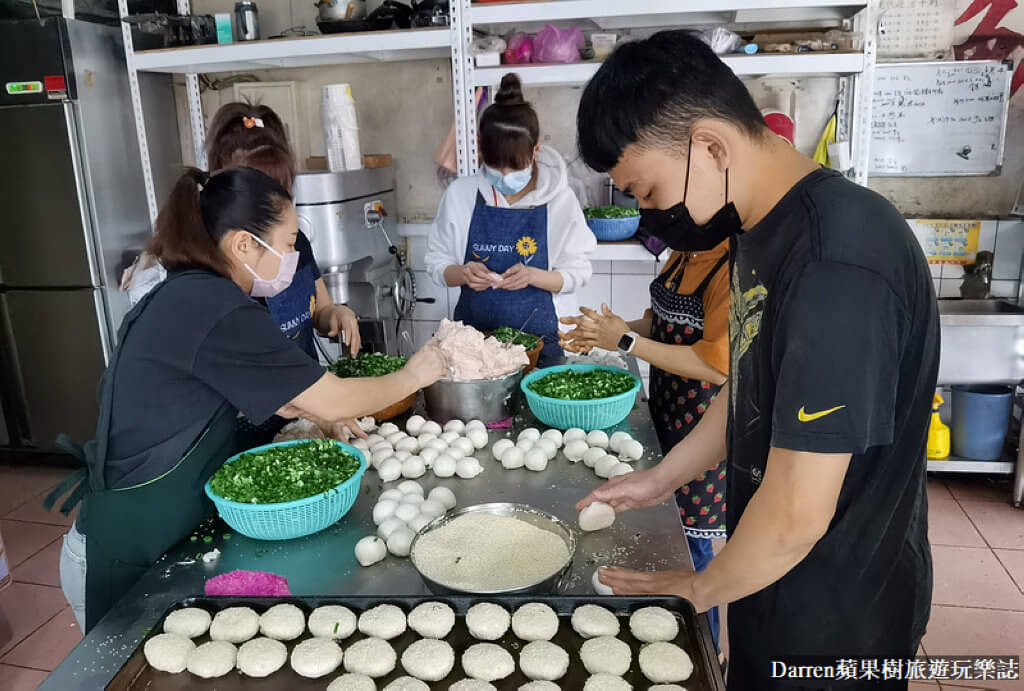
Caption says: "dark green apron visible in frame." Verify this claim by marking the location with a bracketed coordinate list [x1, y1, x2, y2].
[46, 271, 240, 632]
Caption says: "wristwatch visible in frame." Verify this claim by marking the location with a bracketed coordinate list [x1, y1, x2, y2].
[617, 331, 639, 357]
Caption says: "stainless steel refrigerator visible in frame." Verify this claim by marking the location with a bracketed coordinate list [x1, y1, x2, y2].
[0, 17, 179, 454]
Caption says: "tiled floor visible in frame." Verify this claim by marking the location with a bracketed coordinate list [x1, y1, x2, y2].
[0, 464, 1021, 690]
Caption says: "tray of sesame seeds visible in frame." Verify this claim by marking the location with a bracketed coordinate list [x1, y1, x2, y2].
[108, 595, 724, 690]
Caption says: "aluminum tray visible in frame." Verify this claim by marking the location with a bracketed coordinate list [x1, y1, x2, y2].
[108, 595, 724, 690]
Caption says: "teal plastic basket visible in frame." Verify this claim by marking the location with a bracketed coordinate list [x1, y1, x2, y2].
[204, 440, 367, 541]
[521, 364, 641, 431]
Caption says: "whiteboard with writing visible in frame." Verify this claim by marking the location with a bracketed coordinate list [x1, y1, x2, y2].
[870, 61, 1011, 176]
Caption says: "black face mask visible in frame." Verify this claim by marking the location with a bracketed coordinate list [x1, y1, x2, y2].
[639, 140, 743, 252]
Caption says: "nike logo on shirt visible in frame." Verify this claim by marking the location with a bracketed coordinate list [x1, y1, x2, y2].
[798, 405, 846, 422]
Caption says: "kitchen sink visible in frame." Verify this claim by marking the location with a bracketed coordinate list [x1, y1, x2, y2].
[937, 299, 1024, 386]
[938, 299, 1024, 315]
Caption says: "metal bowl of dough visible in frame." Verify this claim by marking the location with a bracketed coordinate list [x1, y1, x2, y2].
[423, 367, 525, 425]
[409, 502, 577, 595]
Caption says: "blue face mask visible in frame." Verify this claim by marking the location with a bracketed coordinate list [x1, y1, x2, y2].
[484, 164, 533, 196]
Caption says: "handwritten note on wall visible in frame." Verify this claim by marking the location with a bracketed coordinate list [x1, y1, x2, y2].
[878, 0, 956, 58]
[871, 61, 1011, 176]
[912, 219, 981, 265]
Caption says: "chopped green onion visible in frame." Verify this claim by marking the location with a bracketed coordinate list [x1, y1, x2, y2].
[202, 536, 213, 544]
[328, 352, 407, 378]
[493, 326, 540, 350]
[528, 369, 636, 401]
[584, 205, 640, 220]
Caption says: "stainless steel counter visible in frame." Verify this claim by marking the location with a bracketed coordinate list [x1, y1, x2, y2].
[42, 390, 691, 689]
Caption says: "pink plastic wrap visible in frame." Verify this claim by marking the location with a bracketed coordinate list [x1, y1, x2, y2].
[532, 25, 584, 64]
[205, 570, 291, 597]
[504, 33, 533, 65]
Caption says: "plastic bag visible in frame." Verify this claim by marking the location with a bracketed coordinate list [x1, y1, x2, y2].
[120, 252, 166, 306]
[504, 32, 533, 64]
[532, 24, 583, 64]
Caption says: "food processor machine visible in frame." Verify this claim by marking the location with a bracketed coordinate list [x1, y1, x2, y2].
[293, 167, 427, 358]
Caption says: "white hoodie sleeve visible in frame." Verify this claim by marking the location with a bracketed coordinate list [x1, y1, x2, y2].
[424, 180, 472, 289]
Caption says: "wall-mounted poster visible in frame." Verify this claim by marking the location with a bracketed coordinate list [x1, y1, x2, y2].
[912, 219, 982, 264]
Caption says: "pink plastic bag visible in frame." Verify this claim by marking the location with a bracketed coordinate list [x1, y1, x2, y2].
[532, 24, 584, 64]
[504, 32, 533, 65]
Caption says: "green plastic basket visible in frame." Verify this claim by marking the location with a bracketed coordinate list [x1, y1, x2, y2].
[204, 440, 367, 541]
[521, 364, 641, 431]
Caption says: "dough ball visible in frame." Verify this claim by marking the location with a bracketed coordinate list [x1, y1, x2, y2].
[400, 493, 424, 507]
[461, 643, 515, 681]
[379, 488, 404, 503]
[524, 449, 549, 472]
[451, 680, 497, 691]
[579, 502, 616, 531]
[594, 455, 620, 478]
[468, 428, 489, 450]
[384, 676, 430, 691]
[648, 686, 687, 691]
[328, 673, 377, 691]
[440, 431, 462, 445]
[309, 605, 357, 639]
[519, 683, 560, 691]
[163, 607, 211, 638]
[259, 603, 306, 641]
[444, 419, 466, 434]
[394, 502, 420, 523]
[511, 603, 559, 641]
[373, 450, 395, 470]
[418, 432, 438, 447]
[291, 637, 343, 679]
[491, 438, 514, 461]
[564, 440, 589, 462]
[401, 638, 455, 681]
[378, 458, 402, 482]
[639, 642, 693, 683]
[418, 446, 440, 464]
[452, 437, 476, 457]
[444, 445, 467, 461]
[379, 422, 400, 436]
[456, 457, 483, 478]
[421, 420, 443, 436]
[581, 636, 632, 675]
[386, 527, 416, 557]
[355, 535, 388, 566]
[466, 603, 511, 640]
[427, 439, 449, 454]
[237, 637, 287, 678]
[378, 517, 407, 541]
[586, 430, 610, 448]
[387, 433, 407, 447]
[401, 456, 426, 479]
[582, 447, 607, 468]
[465, 419, 486, 432]
[608, 431, 632, 453]
[418, 498, 446, 519]
[144, 633, 194, 673]
[373, 500, 399, 526]
[433, 454, 458, 478]
[571, 604, 620, 638]
[515, 438, 535, 453]
[535, 438, 559, 460]
[371, 441, 395, 456]
[359, 604, 407, 640]
[519, 641, 569, 681]
[609, 463, 633, 478]
[398, 480, 425, 496]
[500, 447, 525, 469]
[209, 606, 259, 643]
[408, 601, 456, 639]
[406, 414, 427, 435]
[365, 433, 386, 446]
[584, 673, 633, 691]
[518, 427, 541, 442]
[540, 428, 563, 447]
[563, 427, 587, 443]
[620, 439, 644, 461]
[592, 568, 615, 595]
[187, 640, 236, 678]
[396, 437, 420, 454]
[427, 486, 457, 510]
[407, 514, 432, 532]
[629, 607, 679, 643]
[344, 637, 397, 678]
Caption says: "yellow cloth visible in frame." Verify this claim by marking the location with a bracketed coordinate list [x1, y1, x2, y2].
[814, 113, 836, 167]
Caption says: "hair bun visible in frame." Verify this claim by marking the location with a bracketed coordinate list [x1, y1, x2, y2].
[495, 73, 526, 106]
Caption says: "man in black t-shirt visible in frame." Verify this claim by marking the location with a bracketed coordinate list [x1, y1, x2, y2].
[576, 31, 939, 689]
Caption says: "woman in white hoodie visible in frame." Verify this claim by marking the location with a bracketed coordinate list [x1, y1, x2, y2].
[425, 74, 596, 365]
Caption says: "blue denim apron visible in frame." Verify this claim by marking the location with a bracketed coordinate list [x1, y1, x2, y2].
[453, 189, 562, 364]
[265, 262, 318, 360]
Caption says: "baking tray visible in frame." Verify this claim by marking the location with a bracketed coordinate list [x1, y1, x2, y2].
[109, 595, 724, 690]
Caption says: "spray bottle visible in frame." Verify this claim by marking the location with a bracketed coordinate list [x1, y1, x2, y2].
[927, 392, 951, 460]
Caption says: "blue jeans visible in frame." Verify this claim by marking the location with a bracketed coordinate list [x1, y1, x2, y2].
[688, 535, 721, 653]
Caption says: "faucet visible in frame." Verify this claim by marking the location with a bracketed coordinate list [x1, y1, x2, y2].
[960, 250, 993, 299]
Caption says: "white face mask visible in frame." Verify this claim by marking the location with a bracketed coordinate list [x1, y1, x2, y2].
[244, 233, 299, 298]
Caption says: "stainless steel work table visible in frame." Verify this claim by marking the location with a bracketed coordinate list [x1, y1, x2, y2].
[42, 386, 693, 689]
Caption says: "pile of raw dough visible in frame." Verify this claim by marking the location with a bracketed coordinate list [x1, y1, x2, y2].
[433, 319, 528, 380]
[360, 481, 459, 567]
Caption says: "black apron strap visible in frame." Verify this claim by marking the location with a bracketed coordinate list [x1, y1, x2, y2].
[694, 251, 731, 295]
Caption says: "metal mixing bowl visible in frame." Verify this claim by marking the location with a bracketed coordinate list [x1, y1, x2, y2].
[409, 502, 577, 595]
[423, 367, 525, 424]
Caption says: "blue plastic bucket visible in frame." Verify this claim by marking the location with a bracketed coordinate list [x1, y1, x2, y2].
[950, 384, 1013, 461]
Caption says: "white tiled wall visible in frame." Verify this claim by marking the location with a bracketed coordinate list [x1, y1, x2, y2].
[926, 220, 1024, 300]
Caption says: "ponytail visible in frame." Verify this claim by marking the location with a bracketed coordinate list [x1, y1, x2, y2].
[479, 73, 540, 170]
[206, 102, 296, 190]
[147, 166, 292, 277]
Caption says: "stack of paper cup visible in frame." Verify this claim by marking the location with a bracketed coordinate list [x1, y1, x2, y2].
[322, 84, 363, 171]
